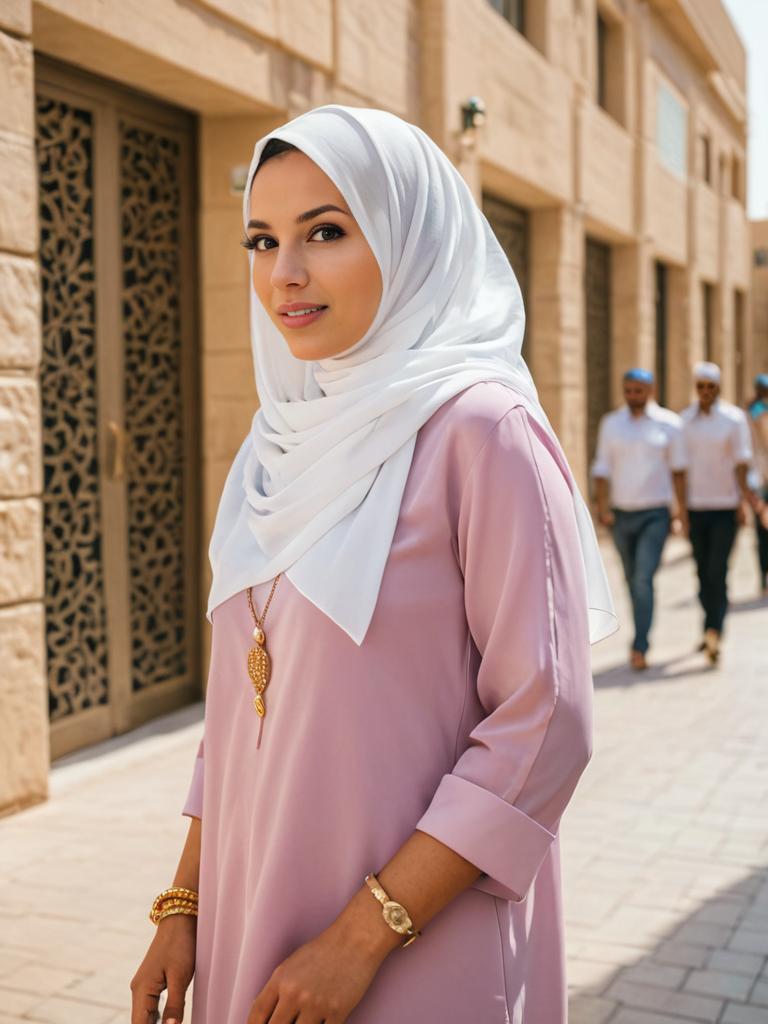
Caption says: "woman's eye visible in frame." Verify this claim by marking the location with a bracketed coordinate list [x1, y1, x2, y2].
[309, 224, 345, 243]
[241, 235, 276, 252]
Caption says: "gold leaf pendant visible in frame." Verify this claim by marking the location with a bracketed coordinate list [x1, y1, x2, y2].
[247, 627, 271, 718]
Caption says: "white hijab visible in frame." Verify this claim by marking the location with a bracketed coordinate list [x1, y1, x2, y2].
[207, 105, 616, 645]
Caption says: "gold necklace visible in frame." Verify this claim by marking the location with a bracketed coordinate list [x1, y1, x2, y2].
[246, 575, 281, 718]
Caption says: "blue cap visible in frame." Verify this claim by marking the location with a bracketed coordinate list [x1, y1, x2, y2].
[623, 368, 654, 384]
[755, 373, 768, 390]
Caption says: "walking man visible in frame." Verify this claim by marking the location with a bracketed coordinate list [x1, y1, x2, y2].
[592, 368, 688, 670]
[681, 362, 754, 664]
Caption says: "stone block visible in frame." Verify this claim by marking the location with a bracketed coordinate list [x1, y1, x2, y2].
[0, 254, 40, 368]
[0, 131, 36, 254]
[203, 350, 258, 401]
[0, 32, 33, 137]
[200, 208, 250, 289]
[0, 497, 43, 604]
[0, 376, 41, 496]
[0, 602, 48, 815]
[0, 1, 31, 36]
[202, 283, 250, 354]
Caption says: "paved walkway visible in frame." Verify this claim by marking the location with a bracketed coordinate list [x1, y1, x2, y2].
[0, 533, 766, 1023]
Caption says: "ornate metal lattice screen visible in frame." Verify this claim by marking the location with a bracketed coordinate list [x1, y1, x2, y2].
[37, 96, 110, 721]
[120, 123, 188, 691]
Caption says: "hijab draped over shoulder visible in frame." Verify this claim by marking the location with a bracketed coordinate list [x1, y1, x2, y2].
[206, 105, 616, 645]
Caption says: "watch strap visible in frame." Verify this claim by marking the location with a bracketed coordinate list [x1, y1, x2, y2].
[364, 873, 420, 946]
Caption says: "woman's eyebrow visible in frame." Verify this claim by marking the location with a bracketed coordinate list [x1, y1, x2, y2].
[247, 204, 350, 230]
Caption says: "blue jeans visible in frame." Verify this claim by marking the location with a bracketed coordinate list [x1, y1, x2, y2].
[612, 507, 670, 654]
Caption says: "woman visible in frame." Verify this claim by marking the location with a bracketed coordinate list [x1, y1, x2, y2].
[130, 105, 615, 1024]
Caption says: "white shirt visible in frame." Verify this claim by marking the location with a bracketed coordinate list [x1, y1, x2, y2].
[681, 400, 753, 510]
[591, 402, 687, 510]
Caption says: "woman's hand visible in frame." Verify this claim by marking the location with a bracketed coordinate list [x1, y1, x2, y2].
[246, 922, 388, 1024]
[130, 914, 196, 1024]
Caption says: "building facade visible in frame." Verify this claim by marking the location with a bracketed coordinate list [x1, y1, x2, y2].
[752, 220, 768, 380]
[0, 0, 751, 813]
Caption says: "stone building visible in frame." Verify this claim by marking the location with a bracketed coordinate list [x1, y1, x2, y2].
[752, 221, 768, 380]
[0, 0, 752, 813]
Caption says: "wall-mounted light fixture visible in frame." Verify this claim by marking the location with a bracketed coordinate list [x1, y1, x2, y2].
[230, 164, 250, 196]
[460, 96, 487, 133]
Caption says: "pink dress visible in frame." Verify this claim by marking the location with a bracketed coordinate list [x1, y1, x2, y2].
[182, 383, 593, 1023]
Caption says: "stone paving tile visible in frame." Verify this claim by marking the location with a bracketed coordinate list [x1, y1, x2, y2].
[706, 949, 764, 978]
[1, 963, 87, 997]
[748, 979, 768, 1005]
[722, 1003, 768, 1023]
[683, 967, 753, 1000]
[22, 995, 117, 1024]
[0, 987, 41, 1015]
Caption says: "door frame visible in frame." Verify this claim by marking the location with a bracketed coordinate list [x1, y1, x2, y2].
[35, 56, 202, 759]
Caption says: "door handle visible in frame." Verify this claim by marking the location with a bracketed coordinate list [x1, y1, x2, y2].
[106, 420, 126, 481]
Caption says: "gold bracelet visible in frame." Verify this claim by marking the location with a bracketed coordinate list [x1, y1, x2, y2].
[154, 905, 199, 925]
[364, 873, 419, 947]
[149, 886, 199, 925]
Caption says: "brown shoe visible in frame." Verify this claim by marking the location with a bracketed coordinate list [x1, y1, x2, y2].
[704, 629, 720, 666]
[630, 649, 648, 671]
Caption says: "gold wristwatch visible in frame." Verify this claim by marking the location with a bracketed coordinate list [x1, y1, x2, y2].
[364, 873, 420, 947]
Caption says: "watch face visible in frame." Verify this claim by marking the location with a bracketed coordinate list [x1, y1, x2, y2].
[383, 900, 413, 934]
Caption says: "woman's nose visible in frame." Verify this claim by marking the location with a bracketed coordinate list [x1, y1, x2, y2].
[270, 246, 309, 290]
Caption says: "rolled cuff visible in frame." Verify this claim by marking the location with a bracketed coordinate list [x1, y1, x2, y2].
[416, 774, 555, 903]
[182, 756, 204, 819]
[590, 460, 610, 479]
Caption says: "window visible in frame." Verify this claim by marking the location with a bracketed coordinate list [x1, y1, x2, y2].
[719, 153, 729, 196]
[656, 80, 687, 179]
[755, 248, 768, 268]
[732, 154, 743, 203]
[595, 8, 626, 123]
[487, 0, 525, 33]
[655, 262, 668, 407]
[702, 282, 714, 361]
[597, 13, 608, 111]
[700, 134, 711, 185]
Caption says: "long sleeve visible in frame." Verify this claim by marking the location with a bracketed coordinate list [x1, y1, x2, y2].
[669, 422, 688, 472]
[416, 405, 593, 902]
[182, 737, 205, 819]
[590, 414, 612, 479]
[733, 411, 753, 465]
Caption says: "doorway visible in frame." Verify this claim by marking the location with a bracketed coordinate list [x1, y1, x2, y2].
[482, 193, 530, 355]
[35, 59, 201, 759]
[585, 238, 612, 469]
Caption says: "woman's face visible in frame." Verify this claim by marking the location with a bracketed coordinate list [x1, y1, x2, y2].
[245, 150, 382, 361]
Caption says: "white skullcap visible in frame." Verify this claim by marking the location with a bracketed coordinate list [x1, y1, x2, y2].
[693, 361, 721, 383]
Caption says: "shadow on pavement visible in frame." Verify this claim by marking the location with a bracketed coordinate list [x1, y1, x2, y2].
[568, 864, 768, 1021]
[52, 700, 204, 770]
[593, 653, 718, 689]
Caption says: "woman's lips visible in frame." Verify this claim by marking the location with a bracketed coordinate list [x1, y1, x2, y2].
[277, 305, 328, 329]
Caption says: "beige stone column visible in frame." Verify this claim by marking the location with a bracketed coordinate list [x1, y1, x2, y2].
[529, 205, 587, 488]
[611, 241, 655, 398]
[0, 0, 49, 815]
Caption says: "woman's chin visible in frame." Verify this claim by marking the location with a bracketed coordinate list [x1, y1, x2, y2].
[281, 332, 351, 362]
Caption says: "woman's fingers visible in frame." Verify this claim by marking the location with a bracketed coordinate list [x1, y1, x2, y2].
[246, 982, 279, 1024]
[130, 984, 161, 1024]
[161, 972, 187, 1022]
